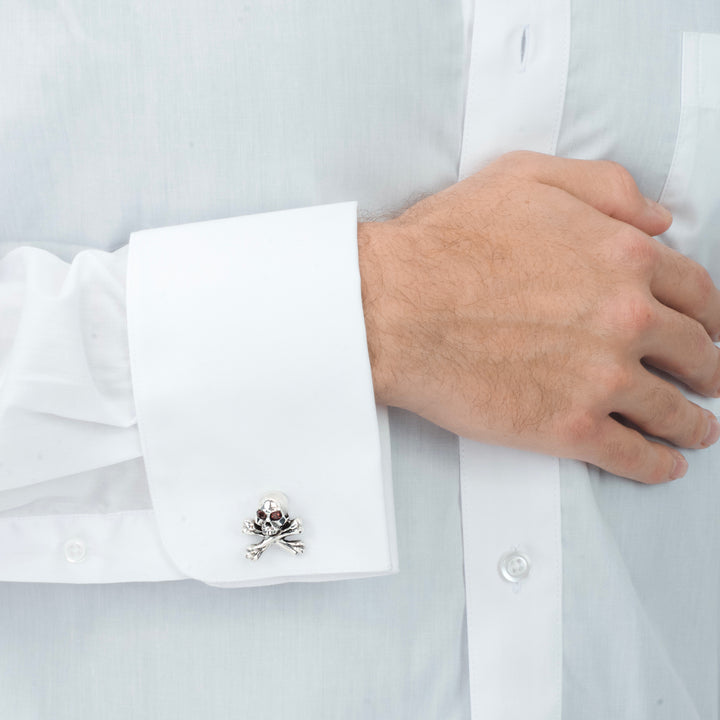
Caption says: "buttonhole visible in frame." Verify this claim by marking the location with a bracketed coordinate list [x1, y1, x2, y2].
[519, 25, 530, 73]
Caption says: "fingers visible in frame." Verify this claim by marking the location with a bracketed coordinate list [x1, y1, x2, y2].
[493, 153, 720, 339]
[493, 153, 720, 341]
[585, 416, 688, 484]
[640, 302, 720, 397]
[497, 151, 673, 237]
[613, 369, 720, 450]
[651, 241, 720, 341]
[519, 152, 720, 339]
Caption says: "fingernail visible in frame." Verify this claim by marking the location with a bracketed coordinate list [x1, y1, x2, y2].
[702, 413, 720, 448]
[645, 197, 672, 224]
[670, 454, 688, 480]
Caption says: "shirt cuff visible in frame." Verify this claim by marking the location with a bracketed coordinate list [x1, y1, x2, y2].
[127, 201, 398, 587]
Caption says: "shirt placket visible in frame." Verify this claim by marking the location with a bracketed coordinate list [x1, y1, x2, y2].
[457, 0, 570, 717]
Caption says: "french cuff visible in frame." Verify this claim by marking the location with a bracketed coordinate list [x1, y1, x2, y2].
[127, 202, 397, 587]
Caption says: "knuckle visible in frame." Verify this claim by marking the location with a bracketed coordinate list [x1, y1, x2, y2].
[625, 295, 657, 334]
[559, 410, 597, 448]
[603, 292, 657, 337]
[602, 160, 640, 203]
[614, 229, 659, 273]
[497, 150, 540, 174]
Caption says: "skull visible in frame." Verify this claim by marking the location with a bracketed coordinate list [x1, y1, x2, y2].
[255, 497, 289, 536]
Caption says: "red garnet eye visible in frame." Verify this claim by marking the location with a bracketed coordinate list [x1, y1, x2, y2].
[270, 510, 283, 521]
[257, 510, 267, 520]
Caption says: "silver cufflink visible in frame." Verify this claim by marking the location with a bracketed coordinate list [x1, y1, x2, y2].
[243, 491, 305, 560]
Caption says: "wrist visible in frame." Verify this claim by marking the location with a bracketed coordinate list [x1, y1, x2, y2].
[357, 221, 401, 406]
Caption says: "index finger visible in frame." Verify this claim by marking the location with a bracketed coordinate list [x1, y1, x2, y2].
[498, 151, 673, 237]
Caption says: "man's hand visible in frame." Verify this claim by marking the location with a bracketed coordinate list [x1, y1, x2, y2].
[358, 151, 720, 484]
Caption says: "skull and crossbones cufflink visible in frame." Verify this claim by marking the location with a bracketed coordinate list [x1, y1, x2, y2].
[243, 491, 305, 560]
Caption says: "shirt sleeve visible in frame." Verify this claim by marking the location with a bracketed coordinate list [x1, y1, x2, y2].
[0, 201, 398, 586]
[0, 245, 142, 486]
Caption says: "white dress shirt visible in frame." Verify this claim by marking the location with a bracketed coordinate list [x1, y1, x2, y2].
[1, 0, 719, 718]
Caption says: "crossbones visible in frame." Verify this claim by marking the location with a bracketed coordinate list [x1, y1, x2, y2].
[243, 493, 305, 560]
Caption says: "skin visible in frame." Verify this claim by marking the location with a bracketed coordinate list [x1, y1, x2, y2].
[357, 151, 720, 485]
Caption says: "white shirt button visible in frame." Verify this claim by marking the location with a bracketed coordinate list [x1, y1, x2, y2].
[499, 550, 530, 583]
[64, 538, 87, 563]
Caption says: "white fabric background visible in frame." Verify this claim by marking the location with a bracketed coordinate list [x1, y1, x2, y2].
[0, 0, 719, 717]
